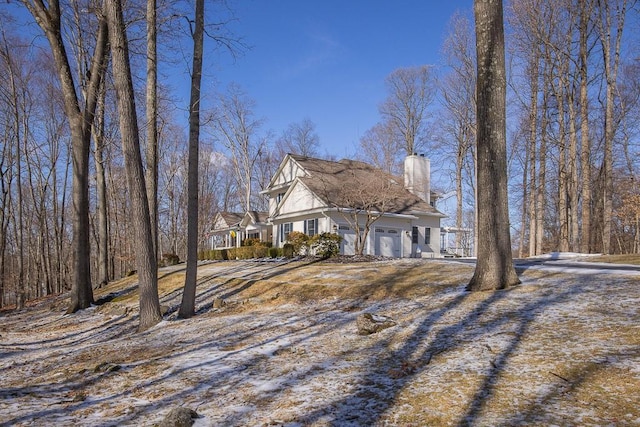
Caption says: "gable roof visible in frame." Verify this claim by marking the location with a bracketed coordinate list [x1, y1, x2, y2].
[213, 211, 269, 231]
[242, 210, 269, 225]
[287, 154, 443, 216]
[216, 212, 244, 228]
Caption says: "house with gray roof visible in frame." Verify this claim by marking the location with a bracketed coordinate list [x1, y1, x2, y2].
[209, 210, 270, 249]
[261, 153, 446, 258]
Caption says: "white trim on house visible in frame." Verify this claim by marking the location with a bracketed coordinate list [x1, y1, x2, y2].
[209, 211, 270, 249]
[259, 154, 446, 258]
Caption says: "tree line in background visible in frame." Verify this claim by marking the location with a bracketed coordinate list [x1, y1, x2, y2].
[0, 0, 638, 314]
[432, 0, 640, 259]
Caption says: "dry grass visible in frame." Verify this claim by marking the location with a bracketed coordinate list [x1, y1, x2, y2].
[2, 258, 639, 426]
[586, 253, 640, 264]
[92, 259, 475, 311]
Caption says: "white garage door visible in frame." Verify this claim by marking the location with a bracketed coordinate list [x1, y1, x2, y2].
[338, 225, 356, 256]
[375, 229, 401, 258]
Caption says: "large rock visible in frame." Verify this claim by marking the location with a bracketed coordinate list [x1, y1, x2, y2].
[356, 313, 397, 335]
[159, 407, 199, 427]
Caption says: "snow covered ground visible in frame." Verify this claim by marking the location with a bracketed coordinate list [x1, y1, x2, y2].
[1, 256, 639, 426]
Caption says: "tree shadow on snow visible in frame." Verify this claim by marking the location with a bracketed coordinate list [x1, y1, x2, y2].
[291, 266, 611, 426]
[160, 258, 322, 316]
[2, 261, 633, 426]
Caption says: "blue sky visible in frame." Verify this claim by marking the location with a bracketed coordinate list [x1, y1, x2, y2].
[203, 0, 473, 158]
[4, 0, 472, 158]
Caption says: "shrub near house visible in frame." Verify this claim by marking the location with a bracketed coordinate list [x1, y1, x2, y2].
[286, 231, 310, 255]
[198, 231, 342, 261]
[309, 233, 341, 258]
[262, 154, 445, 258]
[200, 239, 279, 260]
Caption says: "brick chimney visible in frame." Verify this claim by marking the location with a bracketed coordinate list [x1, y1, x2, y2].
[404, 154, 430, 204]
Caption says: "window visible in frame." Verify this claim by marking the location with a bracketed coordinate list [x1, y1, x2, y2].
[412, 226, 419, 244]
[304, 218, 318, 236]
[276, 192, 285, 204]
[280, 222, 293, 242]
[425, 227, 431, 245]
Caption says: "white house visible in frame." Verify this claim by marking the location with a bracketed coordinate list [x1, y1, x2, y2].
[260, 154, 446, 258]
[209, 211, 270, 249]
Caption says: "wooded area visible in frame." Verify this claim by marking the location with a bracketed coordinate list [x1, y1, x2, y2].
[0, 0, 638, 310]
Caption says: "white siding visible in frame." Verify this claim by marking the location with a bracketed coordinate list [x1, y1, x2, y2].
[279, 182, 325, 214]
[273, 158, 306, 187]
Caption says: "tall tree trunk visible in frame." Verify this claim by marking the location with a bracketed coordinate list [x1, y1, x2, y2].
[106, 0, 162, 331]
[16, 110, 25, 306]
[557, 91, 569, 252]
[536, 72, 549, 256]
[527, 50, 540, 257]
[518, 136, 529, 259]
[566, 92, 579, 251]
[3, 37, 26, 306]
[20, 0, 109, 312]
[179, 0, 205, 319]
[473, 144, 478, 258]
[93, 79, 109, 289]
[0, 131, 10, 307]
[468, 0, 519, 291]
[455, 141, 464, 253]
[596, 0, 627, 254]
[579, 0, 593, 253]
[145, 0, 159, 259]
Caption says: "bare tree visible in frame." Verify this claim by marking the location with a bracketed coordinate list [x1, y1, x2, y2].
[467, 0, 520, 291]
[440, 10, 477, 256]
[358, 120, 402, 176]
[253, 142, 279, 211]
[0, 36, 14, 306]
[579, 0, 596, 254]
[595, 0, 628, 254]
[146, 0, 159, 258]
[335, 175, 397, 256]
[19, 0, 109, 312]
[614, 175, 640, 253]
[92, 73, 109, 289]
[313, 160, 403, 256]
[379, 65, 436, 156]
[158, 134, 188, 258]
[276, 118, 320, 158]
[211, 84, 266, 212]
[0, 30, 27, 307]
[105, 0, 162, 330]
[508, 0, 545, 257]
[179, 0, 204, 319]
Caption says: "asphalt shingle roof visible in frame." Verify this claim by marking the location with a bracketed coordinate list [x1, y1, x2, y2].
[289, 154, 441, 216]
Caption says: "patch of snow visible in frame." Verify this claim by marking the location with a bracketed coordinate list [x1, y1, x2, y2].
[1, 260, 639, 426]
[526, 251, 602, 260]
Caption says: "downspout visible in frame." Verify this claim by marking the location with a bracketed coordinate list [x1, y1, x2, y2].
[321, 209, 333, 233]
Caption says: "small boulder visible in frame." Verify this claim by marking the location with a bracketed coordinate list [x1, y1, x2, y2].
[356, 312, 397, 335]
[159, 407, 199, 427]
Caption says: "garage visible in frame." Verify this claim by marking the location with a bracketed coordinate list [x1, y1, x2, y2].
[338, 225, 356, 255]
[375, 228, 401, 258]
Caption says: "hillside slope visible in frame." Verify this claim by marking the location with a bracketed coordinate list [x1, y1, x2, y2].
[1, 258, 639, 426]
